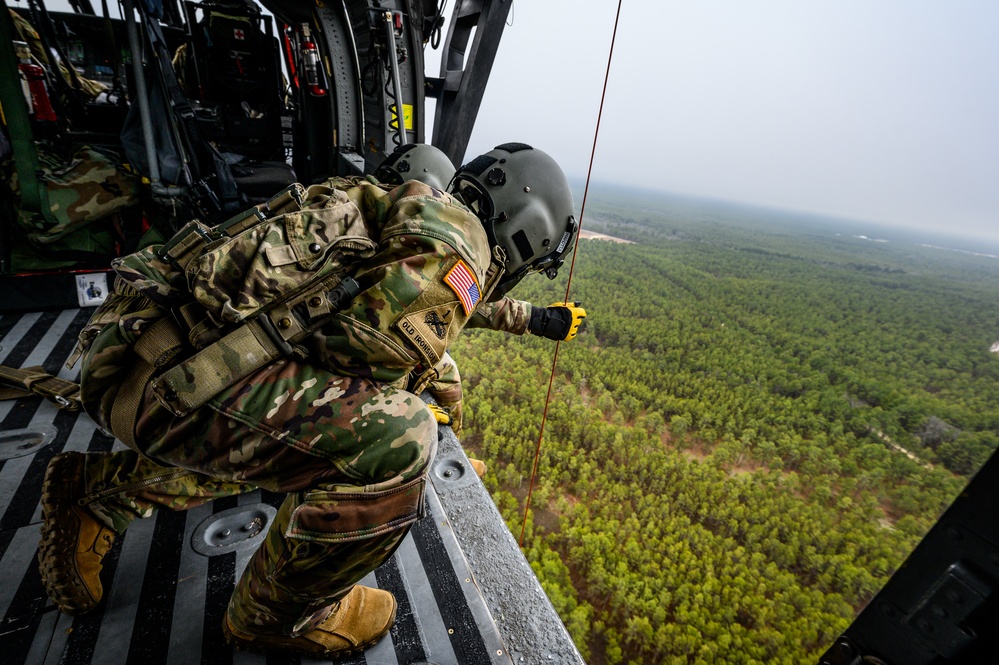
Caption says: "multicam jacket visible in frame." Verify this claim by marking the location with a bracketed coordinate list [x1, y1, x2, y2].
[77, 177, 530, 429]
[470, 298, 531, 336]
[308, 178, 532, 385]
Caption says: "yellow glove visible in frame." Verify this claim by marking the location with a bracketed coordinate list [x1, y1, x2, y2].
[428, 403, 451, 426]
[528, 301, 587, 341]
[441, 400, 463, 435]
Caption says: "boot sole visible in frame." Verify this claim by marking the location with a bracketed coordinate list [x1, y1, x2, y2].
[37, 452, 102, 615]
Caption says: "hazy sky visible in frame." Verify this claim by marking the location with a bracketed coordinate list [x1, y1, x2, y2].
[429, 1, 999, 243]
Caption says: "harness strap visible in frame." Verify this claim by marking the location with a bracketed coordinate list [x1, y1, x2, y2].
[173, 300, 224, 348]
[157, 220, 217, 270]
[0, 364, 81, 410]
[110, 317, 186, 448]
[148, 274, 363, 417]
[149, 317, 284, 416]
[157, 182, 318, 271]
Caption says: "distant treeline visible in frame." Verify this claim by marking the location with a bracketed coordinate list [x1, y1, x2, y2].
[452, 190, 999, 664]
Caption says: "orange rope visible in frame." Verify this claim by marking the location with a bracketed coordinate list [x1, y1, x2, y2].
[520, 0, 625, 547]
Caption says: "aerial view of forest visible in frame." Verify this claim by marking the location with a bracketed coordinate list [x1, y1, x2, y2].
[450, 185, 999, 664]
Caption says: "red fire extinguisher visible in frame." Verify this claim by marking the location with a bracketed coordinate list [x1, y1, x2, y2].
[14, 41, 57, 122]
[301, 32, 327, 97]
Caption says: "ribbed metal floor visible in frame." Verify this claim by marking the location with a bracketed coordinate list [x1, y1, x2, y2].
[0, 309, 514, 665]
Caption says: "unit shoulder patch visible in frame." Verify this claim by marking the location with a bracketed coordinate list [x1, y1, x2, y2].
[397, 302, 459, 367]
[393, 257, 481, 368]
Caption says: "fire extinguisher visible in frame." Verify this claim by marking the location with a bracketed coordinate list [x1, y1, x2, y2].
[14, 41, 58, 122]
[300, 27, 327, 97]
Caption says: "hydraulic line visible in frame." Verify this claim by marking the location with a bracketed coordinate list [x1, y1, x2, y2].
[519, 0, 625, 547]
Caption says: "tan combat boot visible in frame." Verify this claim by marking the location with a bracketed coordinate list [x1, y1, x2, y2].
[468, 458, 487, 477]
[223, 585, 397, 658]
[37, 451, 116, 615]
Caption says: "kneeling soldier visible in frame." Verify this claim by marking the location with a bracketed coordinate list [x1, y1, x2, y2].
[37, 143, 586, 659]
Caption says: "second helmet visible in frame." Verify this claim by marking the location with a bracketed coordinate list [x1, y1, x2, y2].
[374, 143, 456, 190]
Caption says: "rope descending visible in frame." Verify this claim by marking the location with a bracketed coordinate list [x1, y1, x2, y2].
[520, 0, 626, 547]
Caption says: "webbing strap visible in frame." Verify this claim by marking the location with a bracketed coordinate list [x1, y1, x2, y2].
[157, 220, 216, 269]
[158, 182, 312, 270]
[0, 364, 81, 409]
[110, 318, 186, 448]
[0, 386, 24, 400]
[150, 318, 283, 416]
[111, 356, 155, 449]
[133, 315, 188, 366]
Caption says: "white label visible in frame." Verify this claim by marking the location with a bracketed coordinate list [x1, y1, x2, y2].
[556, 231, 571, 254]
[76, 273, 109, 308]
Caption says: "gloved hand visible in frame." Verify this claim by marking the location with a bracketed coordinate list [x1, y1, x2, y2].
[528, 302, 587, 341]
[430, 400, 463, 434]
[428, 403, 451, 426]
[440, 399, 463, 434]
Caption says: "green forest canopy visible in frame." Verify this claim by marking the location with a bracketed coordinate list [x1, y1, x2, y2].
[451, 186, 999, 665]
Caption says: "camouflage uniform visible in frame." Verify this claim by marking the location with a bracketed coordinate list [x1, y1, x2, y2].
[416, 297, 532, 433]
[11, 145, 139, 247]
[71, 180, 527, 636]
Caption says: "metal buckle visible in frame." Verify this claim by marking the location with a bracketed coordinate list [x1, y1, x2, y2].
[289, 185, 305, 208]
[256, 314, 295, 357]
[157, 222, 213, 266]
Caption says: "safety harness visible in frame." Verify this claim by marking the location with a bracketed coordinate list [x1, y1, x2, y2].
[0, 365, 81, 410]
[71, 181, 377, 447]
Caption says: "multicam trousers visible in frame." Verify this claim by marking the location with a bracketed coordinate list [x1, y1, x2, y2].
[76, 357, 436, 636]
[419, 352, 464, 434]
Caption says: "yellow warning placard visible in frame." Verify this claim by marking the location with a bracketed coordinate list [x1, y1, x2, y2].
[391, 104, 415, 131]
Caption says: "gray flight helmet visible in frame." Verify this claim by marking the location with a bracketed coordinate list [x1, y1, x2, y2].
[449, 143, 577, 295]
[374, 143, 456, 190]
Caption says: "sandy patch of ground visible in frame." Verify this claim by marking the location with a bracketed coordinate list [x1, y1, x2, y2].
[579, 230, 634, 244]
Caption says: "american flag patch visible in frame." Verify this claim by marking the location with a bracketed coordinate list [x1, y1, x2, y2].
[444, 260, 480, 315]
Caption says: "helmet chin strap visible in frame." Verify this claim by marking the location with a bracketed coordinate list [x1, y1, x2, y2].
[471, 207, 508, 276]
[482, 211, 507, 254]
[459, 202, 519, 299]
[532, 214, 578, 280]
[487, 212, 574, 295]
[486, 271, 526, 301]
